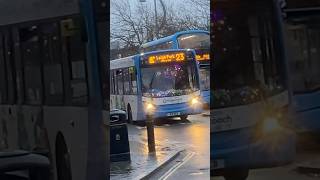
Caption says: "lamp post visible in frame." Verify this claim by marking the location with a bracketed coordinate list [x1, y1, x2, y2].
[145, 102, 156, 153]
[146, 114, 156, 153]
[140, 0, 159, 39]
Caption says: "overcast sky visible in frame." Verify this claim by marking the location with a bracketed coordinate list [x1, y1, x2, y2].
[111, 0, 209, 24]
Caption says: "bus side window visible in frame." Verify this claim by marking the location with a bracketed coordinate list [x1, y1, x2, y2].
[41, 23, 64, 105]
[111, 70, 116, 95]
[19, 26, 43, 105]
[0, 32, 8, 104]
[113, 70, 118, 95]
[110, 70, 114, 94]
[123, 68, 130, 95]
[62, 18, 88, 106]
[129, 67, 137, 95]
[155, 41, 173, 51]
[116, 69, 123, 95]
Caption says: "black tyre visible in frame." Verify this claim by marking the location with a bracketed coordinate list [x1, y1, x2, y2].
[127, 106, 133, 124]
[56, 134, 72, 180]
[180, 115, 188, 121]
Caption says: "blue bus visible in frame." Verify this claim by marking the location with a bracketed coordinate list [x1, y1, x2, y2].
[140, 30, 211, 106]
[284, 5, 320, 133]
[0, 0, 109, 179]
[110, 49, 203, 122]
[212, 0, 295, 179]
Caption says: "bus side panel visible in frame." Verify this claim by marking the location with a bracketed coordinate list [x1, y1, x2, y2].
[0, 105, 19, 150]
[44, 107, 88, 180]
[292, 91, 320, 132]
[21, 106, 43, 151]
[123, 95, 139, 121]
[136, 97, 146, 121]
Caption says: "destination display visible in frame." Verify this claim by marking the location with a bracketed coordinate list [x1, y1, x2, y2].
[143, 52, 189, 65]
[196, 53, 210, 61]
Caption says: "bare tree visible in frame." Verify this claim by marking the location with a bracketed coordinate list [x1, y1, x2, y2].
[111, 0, 209, 58]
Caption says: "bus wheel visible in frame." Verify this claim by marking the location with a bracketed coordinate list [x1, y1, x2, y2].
[127, 106, 133, 124]
[224, 169, 249, 180]
[56, 133, 72, 180]
[180, 115, 188, 121]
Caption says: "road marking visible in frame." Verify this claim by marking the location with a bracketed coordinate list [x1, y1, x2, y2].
[159, 151, 196, 180]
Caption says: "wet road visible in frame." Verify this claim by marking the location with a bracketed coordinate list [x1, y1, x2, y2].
[211, 134, 320, 180]
[148, 112, 210, 180]
[110, 111, 210, 180]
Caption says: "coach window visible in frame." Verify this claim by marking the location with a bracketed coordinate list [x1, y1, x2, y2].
[123, 68, 130, 95]
[20, 26, 43, 105]
[62, 18, 88, 105]
[116, 69, 124, 95]
[0, 32, 8, 104]
[129, 67, 137, 94]
[41, 23, 64, 105]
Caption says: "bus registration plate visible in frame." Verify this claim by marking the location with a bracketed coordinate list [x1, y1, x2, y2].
[212, 159, 225, 170]
[167, 112, 181, 117]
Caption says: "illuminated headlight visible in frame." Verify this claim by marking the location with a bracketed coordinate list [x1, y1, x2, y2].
[262, 117, 281, 134]
[190, 96, 201, 107]
[145, 102, 156, 114]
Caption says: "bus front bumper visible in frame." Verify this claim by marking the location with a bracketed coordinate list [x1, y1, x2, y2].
[151, 103, 203, 119]
[211, 128, 295, 173]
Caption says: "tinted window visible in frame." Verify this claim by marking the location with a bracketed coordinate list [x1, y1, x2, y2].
[61, 18, 88, 105]
[110, 70, 114, 94]
[178, 33, 209, 50]
[123, 68, 130, 95]
[0, 33, 7, 104]
[42, 23, 64, 105]
[20, 26, 43, 105]
[286, 22, 320, 93]
[213, 0, 285, 108]
[129, 67, 137, 94]
[116, 69, 124, 95]
[113, 70, 118, 94]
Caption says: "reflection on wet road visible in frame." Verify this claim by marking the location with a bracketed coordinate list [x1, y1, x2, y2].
[110, 111, 210, 180]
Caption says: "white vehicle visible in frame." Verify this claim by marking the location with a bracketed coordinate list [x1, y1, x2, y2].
[110, 49, 203, 122]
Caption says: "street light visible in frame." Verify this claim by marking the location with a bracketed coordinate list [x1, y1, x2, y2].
[139, 0, 159, 39]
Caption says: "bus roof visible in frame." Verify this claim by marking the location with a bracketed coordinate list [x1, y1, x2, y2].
[110, 56, 135, 70]
[140, 48, 194, 56]
[141, 30, 209, 49]
[110, 49, 196, 69]
[0, 0, 79, 26]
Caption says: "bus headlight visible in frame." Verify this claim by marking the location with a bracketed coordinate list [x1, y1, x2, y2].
[190, 96, 201, 108]
[262, 117, 281, 134]
[145, 102, 156, 114]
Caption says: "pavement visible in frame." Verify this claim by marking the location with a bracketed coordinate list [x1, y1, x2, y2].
[110, 128, 183, 180]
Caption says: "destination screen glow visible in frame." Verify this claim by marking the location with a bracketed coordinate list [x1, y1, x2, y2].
[196, 53, 210, 61]
[147, 52, 186, 64]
